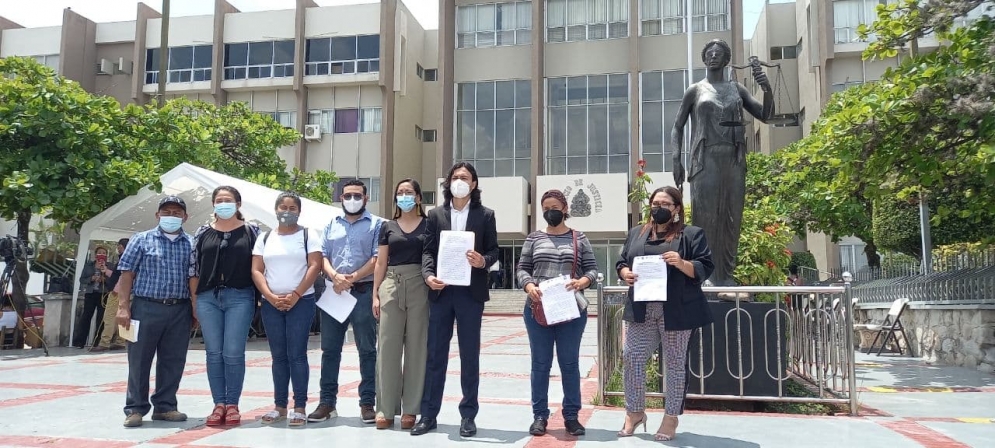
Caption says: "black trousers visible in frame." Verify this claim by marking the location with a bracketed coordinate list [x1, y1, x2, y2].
[72, 292, 105, 347]
[419, 286, 485, 420]
[124, 298, 192, 416]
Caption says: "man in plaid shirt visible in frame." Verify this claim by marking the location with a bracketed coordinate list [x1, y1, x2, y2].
[115, 196, 195, 428]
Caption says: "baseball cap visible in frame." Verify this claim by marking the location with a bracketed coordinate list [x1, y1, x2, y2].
[158, 195, 187, 211]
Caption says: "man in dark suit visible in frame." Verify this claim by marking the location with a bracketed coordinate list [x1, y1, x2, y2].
[412, 162, 499, 437]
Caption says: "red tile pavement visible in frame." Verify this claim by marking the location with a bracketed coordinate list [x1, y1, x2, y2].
[877, 420, 973, 448]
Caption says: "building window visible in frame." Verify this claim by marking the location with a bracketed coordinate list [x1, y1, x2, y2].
[692, 0, 730, 32]
[32, 54, 60, 71]
[416, 63, 424, 79]
[547, 0, 628, 43]
[307, 109, 335, 134]
[833, 0, 880, 43]
[830, 80, 863, 93]
[424, 68, 438, 81]
[145, 45, 212, 84]
[223, 40, 295, 80]
[305, 35, 380, 75]
[547, 73, 629, 175]
[264, 111, 297, 128]
[333, 177, 381, 203]
[640, 70, 687, 173]
[769, 45, 797, 60]
[641, 0, 684, 36]
[416, 125, 424, 140]
[423, 129, 437, 142]
[770, 113, 800, 127]
[456, 80, 532, 178]
[422, 191, 436, 204]
[325, 108, 382, 134]
[457, 1, 532, 49]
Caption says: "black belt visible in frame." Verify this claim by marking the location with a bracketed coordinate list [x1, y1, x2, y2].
[135, 296, 188, 306]
[351, 281, 373, 292]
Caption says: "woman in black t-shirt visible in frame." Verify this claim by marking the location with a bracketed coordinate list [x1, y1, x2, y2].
[371, 178, 431, 430]
[189, 186, 261, 426]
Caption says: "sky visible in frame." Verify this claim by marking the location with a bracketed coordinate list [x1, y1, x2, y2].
[0, 0, 781, 38]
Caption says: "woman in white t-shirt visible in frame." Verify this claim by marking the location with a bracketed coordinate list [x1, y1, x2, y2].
[251, 192, 323, 427]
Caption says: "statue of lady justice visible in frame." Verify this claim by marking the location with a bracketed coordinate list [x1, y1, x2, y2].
[672, 39, 774, 287]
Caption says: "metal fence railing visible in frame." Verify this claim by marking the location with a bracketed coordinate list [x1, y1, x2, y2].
[851, 267, 995, 305]
[597, 283, 859, 416]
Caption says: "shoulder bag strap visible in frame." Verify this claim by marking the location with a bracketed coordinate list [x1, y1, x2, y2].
[571, 230, 579, 279]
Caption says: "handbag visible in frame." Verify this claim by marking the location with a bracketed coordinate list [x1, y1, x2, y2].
[530, 230, 579, 327]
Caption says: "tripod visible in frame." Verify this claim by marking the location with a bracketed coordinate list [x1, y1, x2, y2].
[1, 256, 51, 356]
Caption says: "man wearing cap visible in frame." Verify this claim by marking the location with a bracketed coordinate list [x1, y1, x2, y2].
[90, 238, 131, 352]
[115, 196, 195, 428]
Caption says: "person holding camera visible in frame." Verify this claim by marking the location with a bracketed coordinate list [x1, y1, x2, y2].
[73, 246, 114, 348]
[91, 238, 130, 352]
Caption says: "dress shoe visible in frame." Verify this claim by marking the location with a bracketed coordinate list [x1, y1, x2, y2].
[410, 417, 437, 436]
[460, 417, 477, 437]
[400, 414, 417, 429]
[528, 417, 547, 436]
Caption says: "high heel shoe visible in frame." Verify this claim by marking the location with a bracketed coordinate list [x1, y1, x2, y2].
[616, 412, 647, 437]
[654, 414, 679, 441]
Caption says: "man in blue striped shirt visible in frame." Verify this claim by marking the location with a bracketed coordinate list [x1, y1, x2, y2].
[115, 195, 195, 428]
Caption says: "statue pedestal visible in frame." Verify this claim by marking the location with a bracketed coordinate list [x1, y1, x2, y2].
[40, 293, 73, 347]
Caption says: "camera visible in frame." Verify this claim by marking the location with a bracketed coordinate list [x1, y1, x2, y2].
[0, 235, 33, 262]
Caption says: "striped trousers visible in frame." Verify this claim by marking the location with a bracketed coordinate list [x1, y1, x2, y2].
[623, 302, 693, 416]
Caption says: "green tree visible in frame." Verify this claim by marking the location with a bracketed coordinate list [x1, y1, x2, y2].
[0, 57, 153, 340]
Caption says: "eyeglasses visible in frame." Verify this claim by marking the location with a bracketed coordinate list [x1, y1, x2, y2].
[342, 193, 363, 201]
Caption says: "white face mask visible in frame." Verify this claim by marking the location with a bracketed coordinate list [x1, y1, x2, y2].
[343, 198, 364, 214]
[450, 179, 471, 199]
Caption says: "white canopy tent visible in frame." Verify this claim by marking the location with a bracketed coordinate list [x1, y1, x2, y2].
[69, 163, 342, 344]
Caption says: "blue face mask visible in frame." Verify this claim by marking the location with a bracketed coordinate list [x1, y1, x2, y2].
[214, 202, 237, 219]
[396, 195, 417, 212]
[159, 216, 183, 233]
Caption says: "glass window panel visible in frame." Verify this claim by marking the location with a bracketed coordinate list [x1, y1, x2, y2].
[609, 151, 629, 173]
[495, 110, 515, 158]
[662, 70, 686, 100]
[518, 29, 532, 44]
[645, 154, 664, 172]
[168, 46, 193, 70]
[146, 48, 159, 71]
[548, 0, 566, 27]
[343, 61, 355, 73]
[316, 63, 329, 75]
[459, 83, 475, 110]
[514, 108, 531, 157]
[663, 100, 681, 164]
[331, 36, 358, 61]
[608, 73, 628, 103]
[588, 104, 608, 155]
[548, 157, 567, 175]
[517, 1, 532, 28]
[361, 108, 382, 132]
[496, 3, 515, 31]
[306, 38, 330, 62]
[334, 109, 360, 133]
[458, 111, 476, 159]
[248, 66, 261, 78]
[567, 105, 587, 156]
[515, 159, 531, 178]
[642, 71, 662, 101]
[476, 110, 495, 158]
[474, 160, 495, 178]
[179, 70, 192, 82]
[248, 41, 273, 65]
[608, 103, 629, 155]
[235, 67, 246, 79]
[273, 40, 295, 64]
[642, 101, 663, 155]
[476, 81, 496, 110]
[477, 4, 496, 32]
[588, 74, 608, 104]
[193, 69, 207, 81]
[589, 156, 609, 174]
[357, 34, 380, 59]
[224, 43, 247, 67]
[357, 60, 370, 73]
[567, 156, 587, 174]
[458, 6, 476, 33]
[258, 66, 271, 78]
[567, 0, 587, 25]
[495, 80, 516, 109]
[193, 45, 212, 69]
[515, 79, 531, 107]
[495, 160, 515, 177]
[567, 76, 587, 105]
[549, 107, 567, 156]
[549, 77, 567, 107]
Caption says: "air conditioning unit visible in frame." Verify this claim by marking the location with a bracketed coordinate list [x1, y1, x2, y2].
[97, 59, 114, 75]
[303, 124, 322, 141]
[117, 57, 133, 74]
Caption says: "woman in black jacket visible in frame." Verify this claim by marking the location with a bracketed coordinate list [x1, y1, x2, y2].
[614, 186, 714, 441]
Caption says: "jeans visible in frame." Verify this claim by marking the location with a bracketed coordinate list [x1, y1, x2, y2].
[73, 292, 105, 347]
[196, 287, 256, 405]
[319, 285, 377, 407]
[261, 294, 316, 409]
[524, 303, 587, 420]
[124, 298, 191, 416]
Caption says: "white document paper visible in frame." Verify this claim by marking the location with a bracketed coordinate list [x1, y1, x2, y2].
[316, 280, 358, 323]
[437, 230, 475, 286]
[633, 255, 668, 302]
[537, 276, 581, 325]
[118, 319, 140, 343]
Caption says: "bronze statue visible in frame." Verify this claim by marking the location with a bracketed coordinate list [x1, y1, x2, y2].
[672, 39, 774, 287]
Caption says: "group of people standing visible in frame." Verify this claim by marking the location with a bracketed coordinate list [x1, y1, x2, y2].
[102, 160, 716, 442]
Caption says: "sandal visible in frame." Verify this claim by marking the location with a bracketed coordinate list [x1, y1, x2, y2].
[288, 411, 307, 428]
[261, 409, 287, 425]
[225, 405, 241, 426]
[206, 404, 226, 426]
[654, 415, 679, 441]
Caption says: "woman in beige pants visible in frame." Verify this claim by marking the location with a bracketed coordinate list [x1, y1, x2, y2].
[372, 178, 431, 430]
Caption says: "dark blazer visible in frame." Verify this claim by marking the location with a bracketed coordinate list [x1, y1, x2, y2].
[421, 201, 500, 302]
[615, 224, 715, 331]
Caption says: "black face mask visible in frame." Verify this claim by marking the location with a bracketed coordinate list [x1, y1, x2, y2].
[543, 209, 565, 227]
[651, 207, 673, 225]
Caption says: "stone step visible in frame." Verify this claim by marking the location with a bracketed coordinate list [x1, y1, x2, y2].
[484, 289, 600, 315]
